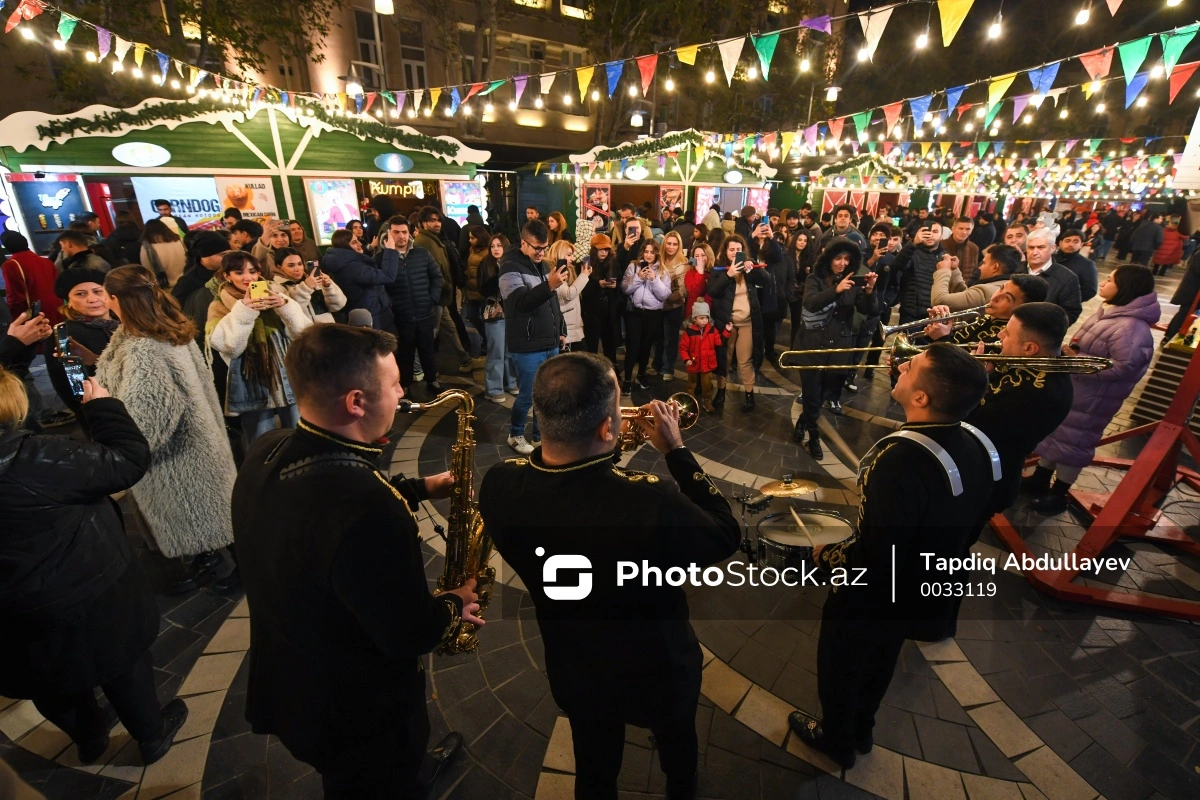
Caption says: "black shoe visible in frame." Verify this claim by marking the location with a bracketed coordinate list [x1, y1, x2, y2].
[139, 699, 189, 766]
[794, 393, 803, 404]
[1030, 486, 1071, 515]
[167, 575, 199, 595]
[635, 375, 649, 390]
[828, 400, 843, 415]
[741, 391, 756, 412]
[792, 422, 806, 444]
[77, 707, 120, 764]
[623, 381, 634, 395]
[807, 432, 823, 461]
[212, 567, 241, 594]
[426, 381, 445, 394]
[788, 711, 855, 770]
[1021, 465, 1053, 495]
[712, 387, 726, 410]
[855, 730, 874, 755]
[417, 732, 463, 792]
[191, 551, 222, 572]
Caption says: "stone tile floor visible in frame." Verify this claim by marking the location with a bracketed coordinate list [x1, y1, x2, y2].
[4, 256, 1200, 799]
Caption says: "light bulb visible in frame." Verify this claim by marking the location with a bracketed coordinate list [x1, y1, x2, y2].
[705, 69, 715, 83]
[461, 104, 472, 116]
[563, 93, 572, 105]
[975, 107, 986, 118]
[346, 81, 363, 97]
[627, 84, 637, 97]
[988, 18, 1002, 39]
[484, 102, 494, 113]
[1022, 114, 1032, 124]
[171, 79, 181, 90]
[857, 47, 869, 62]
[1150, 64, 1163, 79]
[1168, 0, 1181, 6]
[1075, 6, 1090, 25]
[664, 77, 674, 91]
[990, 127, 999, 136]
[407, 107, 417, 118]
[1060, 108, 1069, 119]
[534, 96, 544, 108]
[747, 66, 757, 80]
[590, 89, 599, 101]
[442, 106, 452, 116]
[423, 107, 432, 117]
[923, 112, 933, 123]
[53, 39, 66, 51]
[916, 31, 929, 49]
[1096, 102, 1106, 113]
[799, 57, 810, 72]
[20, 28, 34, 41]
[375, 108, 384, 117]
[390, 109, 399, 118]
[508, 100, 517, 111]
[85, 51, 97, 62]
[1136, 96, 1148, 107]
[630, 111, 643, 127]
[964, 122, 974, 131]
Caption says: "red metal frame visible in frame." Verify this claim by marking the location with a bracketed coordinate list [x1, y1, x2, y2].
[988, 335, 1200, 620]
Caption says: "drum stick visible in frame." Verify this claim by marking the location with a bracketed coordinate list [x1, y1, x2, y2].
[789, 506, 817, 549]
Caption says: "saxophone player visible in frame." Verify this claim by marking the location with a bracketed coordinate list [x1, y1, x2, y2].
[231, 324, 482, 799]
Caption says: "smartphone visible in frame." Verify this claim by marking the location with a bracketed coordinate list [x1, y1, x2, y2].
[556, 257, 568, 269]
[304, 260, 319, 276]
[248, 281, 271, 300]
[734, 252, 747, 265]
[29, 300, 41, 317]
[55, 324, 86, 398]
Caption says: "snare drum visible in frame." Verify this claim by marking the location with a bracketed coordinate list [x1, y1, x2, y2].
[755, 509, 855, 572]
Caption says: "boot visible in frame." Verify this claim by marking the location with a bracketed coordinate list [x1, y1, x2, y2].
[806, 430, 824, 460]
[712, 386, 726, 411]
[1030, 480, 1071, 515]
[741, 390, 756, 412]
[792, 419, 807, 444]
[1021, 465, 1053, 495]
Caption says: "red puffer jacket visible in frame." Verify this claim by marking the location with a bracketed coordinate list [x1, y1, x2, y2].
[1154, 228, 1186, 267]
[678, 323, 727, 373]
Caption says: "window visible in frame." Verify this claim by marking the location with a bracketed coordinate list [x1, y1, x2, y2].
[561, 0, 591, 19]
[354, 9, 381, 89]
[460, 29, 490, 82]
[513, 0, 547, 8]
[560, 48, 584, 69]
[530, 41, 546, 62]
[398, 18, 427, 89]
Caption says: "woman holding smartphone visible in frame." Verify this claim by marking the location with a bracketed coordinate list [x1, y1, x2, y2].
[44, 268, 116, 414]
[547, 240, 592, 351]
[706, 235, 771, 412]
[205, 251, 312, 447]
[658, 231, 690, 381]
[620, 240, 670, 394]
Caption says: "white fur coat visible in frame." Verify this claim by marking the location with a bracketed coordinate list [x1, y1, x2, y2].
[96, 329, 236, 558]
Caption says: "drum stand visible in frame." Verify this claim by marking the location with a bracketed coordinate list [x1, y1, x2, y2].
[734, 483, 770, 557]
[988, 340, 1200, 620]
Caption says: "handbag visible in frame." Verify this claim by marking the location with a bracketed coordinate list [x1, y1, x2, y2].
[482, 297, 504, 321]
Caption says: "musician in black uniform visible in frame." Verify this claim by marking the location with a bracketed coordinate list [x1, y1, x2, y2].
[925, 272, 1049, 345]
[965, 303, 1074, 516]
[231, 324, 482, 799]
[479, 352, 740, 799]
[788, 344, 994, 770]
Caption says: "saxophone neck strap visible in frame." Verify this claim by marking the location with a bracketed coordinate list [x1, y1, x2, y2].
[859, 425, 1003, 498]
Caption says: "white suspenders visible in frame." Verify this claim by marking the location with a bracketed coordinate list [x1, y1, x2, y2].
[857, 424, 1002, 497]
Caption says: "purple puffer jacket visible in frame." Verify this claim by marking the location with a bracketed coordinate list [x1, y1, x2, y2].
[1036, 292, 1161, 468]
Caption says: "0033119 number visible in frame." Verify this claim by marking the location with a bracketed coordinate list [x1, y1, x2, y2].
[919, 582, 997, 597]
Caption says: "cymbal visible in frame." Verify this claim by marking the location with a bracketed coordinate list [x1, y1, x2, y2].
[758, 477, 820, 498]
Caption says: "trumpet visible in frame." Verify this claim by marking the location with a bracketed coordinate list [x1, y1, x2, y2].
[618, 392, 700, 451]
[879, 305, 988, 338]
[778, 334, 1112, 374]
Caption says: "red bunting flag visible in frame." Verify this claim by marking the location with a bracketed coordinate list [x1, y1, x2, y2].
[364, 93, 377, 113]
[1078, 46, 1114, 81]
[464, 83, 485, 101]
[828, 117, 845, 141]
[956, 104, 972, 120]
[881, 102, 904, 134]
[1169, 61, 1199, 104]
[5, 0, 43, 33]
[636, 54, 658, 96]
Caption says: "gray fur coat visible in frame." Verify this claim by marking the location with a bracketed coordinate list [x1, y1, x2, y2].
[96, 328, 236, 557]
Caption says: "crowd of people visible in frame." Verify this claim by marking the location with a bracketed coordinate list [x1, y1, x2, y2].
[0, 187, 1189, 797]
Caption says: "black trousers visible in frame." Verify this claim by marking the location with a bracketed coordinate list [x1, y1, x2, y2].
[319, 673, 430, 799]
[569, 707, 698, 800]
[760, 310, 783, 368]
[799, 370, 847, 431]
[624, 308, 664, 381]
[583, 307, 621, 366]
[788, 300, 803, 348]
[1131, 250, 1153, 267]
[395, 315, 438, 387]
[31, 650, 162, 745]
[816, 597, 906, 752]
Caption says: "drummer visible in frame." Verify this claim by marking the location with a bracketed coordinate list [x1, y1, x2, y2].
[787, 343, 995, 770]
[924, 269, 1048, 345]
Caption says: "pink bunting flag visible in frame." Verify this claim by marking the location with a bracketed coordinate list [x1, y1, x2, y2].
[881, 102, 904, 134]
[827, 117, 845, 141]
[803, 124, 818, 151]
[1079, 46, 1114, 81]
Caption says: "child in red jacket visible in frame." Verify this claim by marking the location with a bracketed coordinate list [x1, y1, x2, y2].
[678, 301, 729, 412]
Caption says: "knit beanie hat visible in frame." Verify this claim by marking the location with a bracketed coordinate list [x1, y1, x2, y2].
[191, 231, 232, 259]
[691, 300, 711, 321]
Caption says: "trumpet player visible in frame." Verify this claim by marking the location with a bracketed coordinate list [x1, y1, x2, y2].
[480, 352, 739, 800]
[925, 273, 1048, 345]
[930, 243, 1023, 312]
[232, 325, 481, 799]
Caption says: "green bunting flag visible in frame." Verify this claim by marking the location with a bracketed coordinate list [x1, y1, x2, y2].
[851, 111, 873, 141]
[1160, 24, 1199, 76]
[752, 32, 779, 81]
[984, 102, 1003, 129]
[1117, 36, 1152, 85]
[977, 141, 990, 158]
[479, 80, 506, 96]
[1086, 138, 1101, 154]
[57, 13, 78, 42]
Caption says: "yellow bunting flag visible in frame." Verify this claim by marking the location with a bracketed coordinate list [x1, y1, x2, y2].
[576, 65, 594, 99]
[429, 87, 442, 110]
[937, 0, 975, 47]
[188, 66, 197, 85]
[133, 43, 146, 68]
[939, 141, 952, 157]
[676, 45, 699, 66]
[987, 73, 1017, 109]
[781, 131, 795, 158]
[920, 142, 933, 157]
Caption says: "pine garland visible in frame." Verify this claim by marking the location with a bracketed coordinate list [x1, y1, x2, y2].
[594, 131, 704, 163]
[35, 99, 459, 159]
[816, 153, 911, 179]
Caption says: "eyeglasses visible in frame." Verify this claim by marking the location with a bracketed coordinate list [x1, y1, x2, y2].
[522, 240, 548, 254]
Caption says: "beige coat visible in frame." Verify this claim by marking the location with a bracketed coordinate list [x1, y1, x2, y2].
[930, 269, 1001, 311]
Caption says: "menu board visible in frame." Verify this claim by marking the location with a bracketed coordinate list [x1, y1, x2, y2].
[4, 173, 91, 255]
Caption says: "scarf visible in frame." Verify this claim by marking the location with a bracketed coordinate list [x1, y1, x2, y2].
[281, 278, 329, 317]
[219, 282, 287, 392]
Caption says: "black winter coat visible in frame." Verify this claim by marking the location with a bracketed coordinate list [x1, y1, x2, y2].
[795, 241, 880, 367]
[383, 245, 442, 325]
[103, 224, 142, 266]
[748, 238, 789, 315]
[896, 242, 947, 322]
[323, 246, 398, 330]
[706, 264, 770, 365]
[0, 398, 158, 696]
[44, 318, 116, 412]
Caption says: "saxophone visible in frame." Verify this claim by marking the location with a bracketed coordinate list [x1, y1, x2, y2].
[397, 389, 494, 655]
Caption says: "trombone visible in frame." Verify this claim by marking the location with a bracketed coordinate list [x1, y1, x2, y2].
[778, 334, 1112, 374]
[879, 305, 988, 338]
[619, 392, 699, 451]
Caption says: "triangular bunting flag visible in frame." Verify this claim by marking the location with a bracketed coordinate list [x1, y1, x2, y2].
[1012, 95, 1031, 122]
[480, 79, 505, 95]
[899, 142, 912, 156]
[1079, 46, 1114, 81]
[956, 103, 972, 119]
[852, 111, 873, 140]
[939, 141, 952, 157]
[858, 8, 894, 61]
[57, 14, 78, 42]
[1117, 36, 1152, 85]
[882, 102, 904, 134]
[1086, 139, 1100, 154]
[156, 52, 168, 81]
[977, 141, 990, 158]
[1160, 24, 1199, 76]
[133, 43, 147, 68]
[866, 142, 877, 154]
[364, 92, 378, 113]
[1106, 0, 1124, 14]
[718, 37, 745, 85]
[114, 37, 132, 63]
[910, 94, 933, 125]
[993, 142, 1004, 156]
[938, 0, 974, 47]
[1124, 71, 1148, 108]
[1169, 61, 1200, 103]
[752, 32, 779, 80]
[449, 88, 460, 114]
[1064, 139, 1078, 155]
[174, 60, 185, 78]
[636, 54, 657, 95]
[464, 83, 484, 102]
[429, 87, 442, 110]
[187, 66, 198, 86]
[354, 94, 364, 114]
[395, 92, 407, 115]
[676, 45, 698, 66]
[988, 73, 1017, 109]
[605, 62, 622, 97]
[944, 84, 966, 111]
[803, 124, 818, 150]
[984, 101, 1003, 128]
[413, 89, 424, 110]
[883, 141, 894, 156]
[827, 117, 845, 141]
[779, 131, 794, 157]
[1039, 141, 1055, 158]
[4, 0, 42, 34]
[510, 78, 523, 105]
[1026, 62, 1060, 96]
[920, 142, 933, 158]
[801, 16, 832, 35]
[540, 73, 555, 95]
[576, 66, 594, 98]
[97, 28, 112, 60]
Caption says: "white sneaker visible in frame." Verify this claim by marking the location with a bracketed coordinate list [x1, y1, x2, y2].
[485, 393, 507, 404]
[506, 387, 520, 396]
[662, 372, 673, 382]
[507, 435, 534, 455]
[414, 370, 425, 383]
